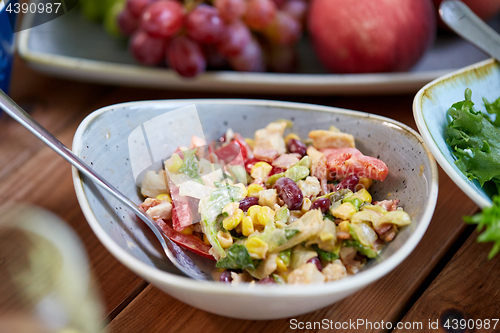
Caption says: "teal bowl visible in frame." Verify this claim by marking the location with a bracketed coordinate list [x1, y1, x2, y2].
[413, 58, 500, 208]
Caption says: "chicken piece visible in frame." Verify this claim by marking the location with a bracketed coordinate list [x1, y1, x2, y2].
[140, 198, 173, 221]
[322, 148, 389, 181]
[308, 129, 355, 150]
[322, 259, 347, 282]
[272, 153, 300, 170]
[374, 199, 400, 211]
[139, 198, 162, 212]
[288, 263, 326, 284]
[253, 121, 288, 162]
[297, 176, 321, 198]
[258, 189, 278, 208]
[306, 146, 328, 195]
[374, 223, 398, 242]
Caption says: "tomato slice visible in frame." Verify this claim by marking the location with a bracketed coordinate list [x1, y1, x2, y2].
[156, 220, 215, 260]
[167, 177, 194, 231]
[322, 148, 389, 181]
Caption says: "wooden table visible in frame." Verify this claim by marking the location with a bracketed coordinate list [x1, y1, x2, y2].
[2, 57, 500, 333]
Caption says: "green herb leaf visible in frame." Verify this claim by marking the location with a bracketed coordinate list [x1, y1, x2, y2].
[464, 195, 500, 259]
[278, 248, 292, 266]
[343, 239, 379, 259]
[179, 148, 202, 183]
[215, 244, 255, 270]
[312, 244, 339, 262]
[285, 229, 299, 239]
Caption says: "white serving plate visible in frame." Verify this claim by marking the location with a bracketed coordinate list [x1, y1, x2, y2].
[18, 8, 500, 95]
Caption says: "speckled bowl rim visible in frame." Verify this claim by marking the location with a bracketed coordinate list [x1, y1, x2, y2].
[413, 58, 494, 209]
[72, 99, 438, 297]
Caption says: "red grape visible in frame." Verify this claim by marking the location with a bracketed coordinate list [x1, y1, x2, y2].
[129, 30, 166, 65]
[281, 0, 308, 24]
[244, 0, 277, 31]
[307, 257, 322, 271]
[167, 36, 207, 77]
[228, 38, 265, 72]
[271, 0, 286, 7]
[118, 8, 139, 36]
[203, 45, 229, 69]
[127, 0, 154, 18]
[267, 45, 297, 72]
[264, 11, 301, 46]
[186, 4, 226, 44]
[140, 0, 185, 38]
[217, 20, 252, 57]
[215, 0, 247, 23]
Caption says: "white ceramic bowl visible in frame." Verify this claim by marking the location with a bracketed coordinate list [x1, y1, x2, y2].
[414, 58, 499, 209]
[72, 99, 438, 320]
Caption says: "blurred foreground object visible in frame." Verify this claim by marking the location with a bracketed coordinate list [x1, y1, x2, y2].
[0, 204, 105, 333]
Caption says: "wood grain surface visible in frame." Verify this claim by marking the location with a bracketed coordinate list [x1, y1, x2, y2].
[1, 57, 496, 333]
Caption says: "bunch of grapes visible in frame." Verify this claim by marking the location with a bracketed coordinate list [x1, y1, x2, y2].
[117, 0, 309, 77]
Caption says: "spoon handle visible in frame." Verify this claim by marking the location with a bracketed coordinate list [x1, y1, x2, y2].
[440, 1, 500, 62]
[0, 89, 209, 279]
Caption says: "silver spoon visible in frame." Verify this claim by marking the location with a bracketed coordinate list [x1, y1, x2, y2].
[440, 0, 500, 61]
[0, 90, 215, 280]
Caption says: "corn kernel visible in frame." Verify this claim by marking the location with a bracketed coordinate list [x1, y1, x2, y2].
[257, 206, 275, 226]
[203, 234, 210, 245]
[217, 231, 233, 249]
[245, 237, 269, 259]
[247, 184, 264, 198]
[357, 177, 373, 191]
[245, 138, 255, 150]
[319, 231, 334, 242]
[350, 188, 372, 203]
[284, 133, 301, 144]
[301, 197, 312, 212]
[331, 202, 357, 220]
[223, 208, 244, 230]
[180, 225, 194, 235]
[276, 257, 288, 273]
[247, 205, 261, 223]
[338, 221, 350, 233]
[242, 216, 254, 236]
[155, 193, 172, 203]
[222, 202, 239, 216]
[251, 162, 272, 180]
[165, 153, 183, 172]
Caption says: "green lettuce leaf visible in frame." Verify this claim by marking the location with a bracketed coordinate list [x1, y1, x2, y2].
[215, 244, 255, 270]
[445, 88, 500, 191]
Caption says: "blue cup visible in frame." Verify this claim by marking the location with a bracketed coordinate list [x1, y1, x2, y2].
[0, 0, 17, 94]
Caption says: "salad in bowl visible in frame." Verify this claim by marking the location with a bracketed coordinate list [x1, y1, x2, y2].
[138, 120, 411, 285]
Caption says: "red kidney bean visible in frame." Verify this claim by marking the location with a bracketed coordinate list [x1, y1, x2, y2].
[273, 177, 303, 210]
[287, 138, 307, 157]
[257, 277, 277, 285]
[307, 257, 322, 271]
[238, 197, 259, 212]
[269, 166, 285, 176]
[219, 270, 233, 283]
[334, 174, 359, 192]
[310, 197, 330, 213]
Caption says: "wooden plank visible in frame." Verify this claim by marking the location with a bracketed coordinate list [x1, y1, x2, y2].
[395, 230, 500, 333]
[0, 57, 112, 181]
[107, 166, 478, 333]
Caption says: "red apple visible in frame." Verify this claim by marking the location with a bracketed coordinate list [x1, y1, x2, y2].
[433, 0, 500, 29]
[308, 0, 437, 73]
